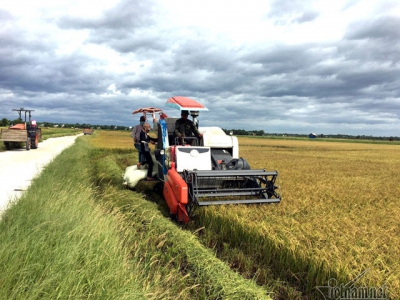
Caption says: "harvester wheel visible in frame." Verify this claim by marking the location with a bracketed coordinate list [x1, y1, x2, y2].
[4, 142, 10, 150]
[169, 212, 178, 222]
[153, 182, 164, 194]
[26, 138, 31, 150]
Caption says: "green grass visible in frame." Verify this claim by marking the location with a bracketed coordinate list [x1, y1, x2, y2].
[0, 137, 272, 299]
[40, 127, 79, 139]
[0, 138, 144, 299]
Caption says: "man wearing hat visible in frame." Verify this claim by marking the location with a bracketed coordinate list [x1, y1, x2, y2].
[174, 110, 203, 145]
[131, 115, 146, 168]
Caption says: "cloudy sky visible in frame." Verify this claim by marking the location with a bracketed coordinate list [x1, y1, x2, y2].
[1, 0, 399, 136]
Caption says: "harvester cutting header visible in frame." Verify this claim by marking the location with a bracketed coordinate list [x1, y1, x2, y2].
[124, 96, 281, 223]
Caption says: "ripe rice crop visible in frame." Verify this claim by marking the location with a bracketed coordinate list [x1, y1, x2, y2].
[89, 130, 134, 149]
[89, 131, 399, 299]
[198, 137, 399, 299]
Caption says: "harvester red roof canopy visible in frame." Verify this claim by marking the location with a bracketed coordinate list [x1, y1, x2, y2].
[166, 96, 208, 111]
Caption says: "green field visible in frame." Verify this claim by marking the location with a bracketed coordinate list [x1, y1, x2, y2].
[0, 131, 398, 299]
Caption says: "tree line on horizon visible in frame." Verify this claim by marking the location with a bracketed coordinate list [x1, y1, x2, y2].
[222, 129, 399, 141]
[1, 117, 398, 140]
[0, 118, 128, 131]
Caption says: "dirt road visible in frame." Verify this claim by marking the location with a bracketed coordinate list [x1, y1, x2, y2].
[0, 134, 82, 215]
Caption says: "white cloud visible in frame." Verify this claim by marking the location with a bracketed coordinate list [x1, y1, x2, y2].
[0, 0, 399, 136]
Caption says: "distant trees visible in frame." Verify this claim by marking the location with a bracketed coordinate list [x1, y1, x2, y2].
[0, 116, 398, 140]
[222, 129, 264, 136]
[0, 117, 131, 131]
[1, 117, 21, 126]
[222, 129, 249, 135]
[1, 118, 9, 126]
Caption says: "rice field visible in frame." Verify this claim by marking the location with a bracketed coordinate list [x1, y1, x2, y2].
[91, 131, 400, 299]
[199, 137, 399, 298]
[89, 130, 134, 149]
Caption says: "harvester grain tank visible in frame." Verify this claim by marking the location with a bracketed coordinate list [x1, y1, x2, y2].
[124, 97, 281, 223]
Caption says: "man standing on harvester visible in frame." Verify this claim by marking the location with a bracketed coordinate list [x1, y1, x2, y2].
[174, 110, 203, 145]
[131, 115, 146, 168]
[140, 123, 157, 181]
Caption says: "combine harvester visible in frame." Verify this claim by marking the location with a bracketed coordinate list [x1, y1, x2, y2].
[124, 96, 281, 223]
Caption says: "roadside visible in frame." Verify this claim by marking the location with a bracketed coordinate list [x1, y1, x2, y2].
[0, 134, 82, 215]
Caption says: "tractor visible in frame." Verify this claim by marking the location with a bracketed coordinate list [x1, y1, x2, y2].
[0, 108, 42, 150]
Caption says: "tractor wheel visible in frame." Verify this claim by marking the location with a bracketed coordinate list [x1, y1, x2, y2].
[26, 138, 31, 150]
[31, 134, 39, 149]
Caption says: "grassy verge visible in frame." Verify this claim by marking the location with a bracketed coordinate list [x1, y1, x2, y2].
[0, 136, 272, 299]
[0, 137, 145, 299]
[40, 127, 80, 140]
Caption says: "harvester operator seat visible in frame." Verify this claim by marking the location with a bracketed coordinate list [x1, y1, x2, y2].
[173, 123, 199, 146]
[164, 118, 178, 146]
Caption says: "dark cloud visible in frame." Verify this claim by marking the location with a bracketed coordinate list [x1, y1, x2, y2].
[0, 1, 399, 136]
[58, 0, 155, 30]
[345, 16, 400, 41]
[58, 0, 162, 54]
[89, 31, 168, 53]
[0, 50, 110, 94]
[296, 10, 319, 23]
